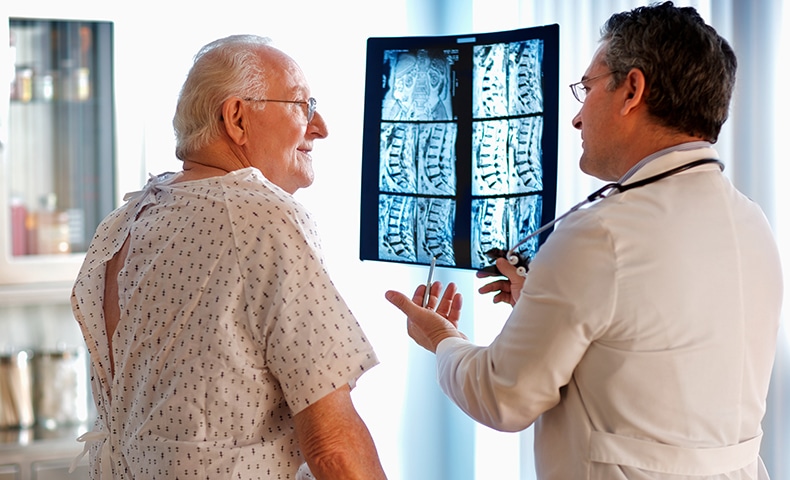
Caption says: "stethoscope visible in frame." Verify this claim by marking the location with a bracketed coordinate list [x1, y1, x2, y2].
[484, 158, 724, 276]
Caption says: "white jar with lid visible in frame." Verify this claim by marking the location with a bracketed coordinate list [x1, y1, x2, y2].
[33, 348, 89, 429]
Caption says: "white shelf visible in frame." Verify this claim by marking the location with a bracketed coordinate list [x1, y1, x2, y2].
[0, 282, 73, 307]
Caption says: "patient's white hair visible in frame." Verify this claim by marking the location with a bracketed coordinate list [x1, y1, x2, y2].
[173, 34, 272, 160]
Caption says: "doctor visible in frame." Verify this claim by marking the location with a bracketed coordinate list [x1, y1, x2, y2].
[386, 2, 782, 479]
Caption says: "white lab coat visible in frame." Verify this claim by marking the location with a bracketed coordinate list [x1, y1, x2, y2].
[437, 146, 782, 479]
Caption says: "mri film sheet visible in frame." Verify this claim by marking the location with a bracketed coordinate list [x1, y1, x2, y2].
[509, 116, 543, 192]
[473, 39, 544, 118]
[472, 116, 543, 196]
[417, 197, 455, 264]
[471, 39, 544, 196]
[471, 195, 542, 269]
[361, 25, 559, 270]
[509, 39, 543, 115]
[381, 48, 457, 122]
[508, 195, 542, 257]
[417, 123, 457, 195]
[472, 120, 508, 196]
[380, 122, 457, 196]
[379, 194, 456, 266]
[380, 123, 417, 193]
[379, 194, 417, 262]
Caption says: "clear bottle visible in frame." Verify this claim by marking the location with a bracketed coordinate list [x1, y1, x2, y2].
[33, 347, 89, 429]
[0, 350, 35, 429]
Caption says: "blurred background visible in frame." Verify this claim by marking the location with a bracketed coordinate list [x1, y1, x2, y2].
[0, 1, 786, 479]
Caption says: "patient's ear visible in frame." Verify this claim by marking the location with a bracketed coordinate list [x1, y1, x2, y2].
[221, 97, 249, 146]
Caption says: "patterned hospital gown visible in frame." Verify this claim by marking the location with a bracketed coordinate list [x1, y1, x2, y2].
[71, 168, 379, 479]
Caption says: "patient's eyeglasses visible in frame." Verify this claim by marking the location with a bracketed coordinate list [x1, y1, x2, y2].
[243, 97, 317, 122]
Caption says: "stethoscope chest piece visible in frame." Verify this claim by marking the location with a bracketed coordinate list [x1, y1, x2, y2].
[480, 248, 530, 277]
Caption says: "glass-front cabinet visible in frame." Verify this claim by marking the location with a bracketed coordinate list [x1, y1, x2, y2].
[0, 18, 115, 286]
[0, 16, 118, 478]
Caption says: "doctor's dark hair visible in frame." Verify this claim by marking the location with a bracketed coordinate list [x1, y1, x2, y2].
[600, 1, 736, 143]
[173, 35, 272, 160]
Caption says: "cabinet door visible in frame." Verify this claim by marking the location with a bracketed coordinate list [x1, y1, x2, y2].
[0, 464, 20, 480]
[32, 458, 88, 480]
[0, 18, 114, 285]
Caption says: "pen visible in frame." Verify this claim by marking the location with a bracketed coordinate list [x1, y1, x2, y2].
[422, 254, 441, 307]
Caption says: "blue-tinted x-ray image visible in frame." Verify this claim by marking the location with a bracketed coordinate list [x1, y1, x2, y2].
[417, 197, 456, 265]
[379, 194, 456, 266]
[472, 119, 509, 196]
[473, 39, 543, 118]
[360, 24, 559, 270]
[509, 39, 544, 115]
[472, 43, 508, 118]
[471, 198, 508, 267]
[379, 194, 417, 262]
[381, 48, 455, 122]
[508, 116, 543, 193]
[471, 117, 543, 196]
[417, 123, 457, 196]
[380, 123, 417, 193]
[507, 195, 543, 258]
[470, 195, 542, 269]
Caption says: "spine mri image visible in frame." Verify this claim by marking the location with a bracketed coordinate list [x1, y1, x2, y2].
[365, 26, 557, 271]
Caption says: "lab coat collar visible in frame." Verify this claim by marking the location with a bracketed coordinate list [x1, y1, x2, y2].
[619, 142, 719, 186]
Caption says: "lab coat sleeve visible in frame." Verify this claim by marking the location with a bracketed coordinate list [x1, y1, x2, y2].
[435, 209, 617, 432]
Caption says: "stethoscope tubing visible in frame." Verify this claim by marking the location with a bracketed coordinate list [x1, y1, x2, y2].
[505, 158, 724, 261]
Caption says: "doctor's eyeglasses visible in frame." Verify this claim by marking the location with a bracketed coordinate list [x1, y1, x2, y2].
[569, 71, 617, 103]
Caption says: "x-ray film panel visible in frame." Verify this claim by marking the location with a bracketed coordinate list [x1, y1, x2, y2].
[472, 44, 508, 119]
[508, 195, 542, 259]
[509, 116, 543, 193]
[509, 39, 544, 115]
[416, 197, 456, 265]
[361, 24, 559, 271]
[417, 123, 457, 196]
[381, 48, 456, 122]
[472, 119, 509, 196]
[471, 197, 508, 269]
[379, 123, 417, 193]
[379, 194, 417, 262]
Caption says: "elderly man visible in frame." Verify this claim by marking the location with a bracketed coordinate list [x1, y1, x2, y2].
[387, 2, 782, 479]
[72, 35, 387, 479]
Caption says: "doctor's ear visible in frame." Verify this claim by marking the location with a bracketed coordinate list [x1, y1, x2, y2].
[621, 68, 647, 113]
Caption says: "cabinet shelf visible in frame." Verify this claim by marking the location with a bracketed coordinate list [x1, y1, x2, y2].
[0, 423, 89, 450]
[0, 282, 73, 306]
[0, 423, 91, 480]
[9, 98, 97, 105]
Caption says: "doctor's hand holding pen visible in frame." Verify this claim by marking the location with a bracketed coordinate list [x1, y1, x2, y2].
[385, 281, 466, 353]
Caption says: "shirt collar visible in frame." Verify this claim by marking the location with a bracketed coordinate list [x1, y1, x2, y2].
[619, 141, 712, 183]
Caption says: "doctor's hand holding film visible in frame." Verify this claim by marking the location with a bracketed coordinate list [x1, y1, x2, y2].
[476, 255, 526, 307]
[385, 281, 466, 353]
